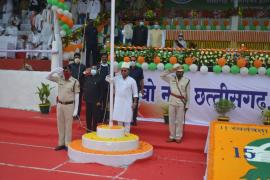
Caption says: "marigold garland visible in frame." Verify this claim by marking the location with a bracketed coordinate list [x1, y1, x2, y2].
[98, 125, 123, 129]
[84, 132, 139, 142]
[70, 140, 153, 155]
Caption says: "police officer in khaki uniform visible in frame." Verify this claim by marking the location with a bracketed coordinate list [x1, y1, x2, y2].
[160, 65, 190, 143]
[46, 66, 80, 150]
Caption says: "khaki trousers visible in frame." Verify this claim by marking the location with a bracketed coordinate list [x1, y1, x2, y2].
[57, 103, 74, 146]
[168, 104, 185, 140]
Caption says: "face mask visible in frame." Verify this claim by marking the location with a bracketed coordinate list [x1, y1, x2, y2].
[101, 63, 108, 67]
[176, 71, 184, 78]
[178, 36, 183, 41]
[154, 25, 159, 29]
[139, 22, 144, 26]
[74, 58, 80, 64]
[91, 69, 97, 75]
[130, 61, 136, 67]
[68, 60, 74, 64]
[64, 71, 71, 80]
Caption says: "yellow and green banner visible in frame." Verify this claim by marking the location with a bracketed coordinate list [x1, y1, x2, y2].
[207, 121, 270, 180]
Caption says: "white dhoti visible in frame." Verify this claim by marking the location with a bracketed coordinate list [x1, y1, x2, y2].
[113, 96, 133, 123]
[26, 43, 41, 58]
[26, 32, 42, 59]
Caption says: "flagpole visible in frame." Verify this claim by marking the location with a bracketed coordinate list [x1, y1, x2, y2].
[109, 0, 115, 127]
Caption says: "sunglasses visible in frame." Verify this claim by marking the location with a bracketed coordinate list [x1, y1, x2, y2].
[121, 69, 128, 72]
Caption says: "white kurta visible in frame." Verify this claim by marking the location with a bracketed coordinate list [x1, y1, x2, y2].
[26, 32, 41, 58]
[5, 26, 18, 36]
[113, 75, 138, 123]
[87, 0, 101, 20]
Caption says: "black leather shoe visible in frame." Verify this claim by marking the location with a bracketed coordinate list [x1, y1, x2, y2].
[167, 138, 175, 143]
[54, 145, 66, 151]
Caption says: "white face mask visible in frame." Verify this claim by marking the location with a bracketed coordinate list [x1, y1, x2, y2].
[74, 58, 80, 64]
[91, 69, 97, 75]
[130, 61, 136, 67]
[154, 25, 159, 29]
[139, 21, 144, 26]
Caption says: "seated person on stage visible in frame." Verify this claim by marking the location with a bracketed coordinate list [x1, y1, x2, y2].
[26, 26, 42, 59]
[174, 33, 187, 49]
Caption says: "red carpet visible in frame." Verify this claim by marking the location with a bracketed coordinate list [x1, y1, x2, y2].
[0, 107, 208, 180]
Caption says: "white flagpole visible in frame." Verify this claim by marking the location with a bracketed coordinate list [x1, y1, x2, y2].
[109, 0, 115, 127]
[52, 9, 63, 69]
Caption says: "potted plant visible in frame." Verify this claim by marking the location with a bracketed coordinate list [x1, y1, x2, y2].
[261, 108, 270, 125]
[161, 103, 169, 124]
[36, 82, 54, 114]
[214, 99, 236, 121]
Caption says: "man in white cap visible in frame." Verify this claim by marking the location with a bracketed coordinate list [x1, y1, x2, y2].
[160, 64, 190, 143]
[107, 62, 138, 134]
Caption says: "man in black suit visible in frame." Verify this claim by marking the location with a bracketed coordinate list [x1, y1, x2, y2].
[97, 53, 110, 123]
[84, 19, 98, 67]
[132, 20, 148, 47]
[83, 66, 103, 132]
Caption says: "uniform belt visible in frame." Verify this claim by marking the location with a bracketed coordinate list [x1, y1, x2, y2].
[170, 93, 185, 100]
[58, 100, 74, 105]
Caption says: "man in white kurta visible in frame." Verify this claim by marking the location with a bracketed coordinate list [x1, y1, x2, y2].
[111, 62, 138, 134]
[87, 0, 101, 20]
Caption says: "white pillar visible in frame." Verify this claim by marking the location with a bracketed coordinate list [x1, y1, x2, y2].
[51, 9, 63, 70]
[51, 41, 60, 70]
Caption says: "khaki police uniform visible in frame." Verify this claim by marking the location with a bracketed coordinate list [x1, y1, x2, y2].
[50, 76, 80, 146]
[161, 70, 190, 140]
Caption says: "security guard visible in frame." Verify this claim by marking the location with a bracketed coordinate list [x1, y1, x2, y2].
[160, 65, 190, 143]
[46, 66, 80, 150]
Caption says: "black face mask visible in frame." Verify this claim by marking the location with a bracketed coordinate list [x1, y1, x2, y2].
[176, 72, 184, 78]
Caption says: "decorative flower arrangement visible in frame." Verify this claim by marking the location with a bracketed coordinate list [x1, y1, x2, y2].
[203, 20, 209, 26]
[253, 20, 260, 27]
[70, 140, 152, 155]
[173, 20, 179, 26]
[47, 0, 74, 37]
[144, 9, 156, 21]
[263, 20, 269, 27]
[242, 20, 249, 27]
[113, 46, 270, 76]
[184, 20, 190, 26]
[223, 20, 230, 27]
[213, 20, 219, 26]
[85, 132, 139, 142]
[98, 125, 123, 130]
[192, 20, 199, 26]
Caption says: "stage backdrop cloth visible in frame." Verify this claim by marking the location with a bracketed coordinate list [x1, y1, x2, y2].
[138, 71, 270, 125]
